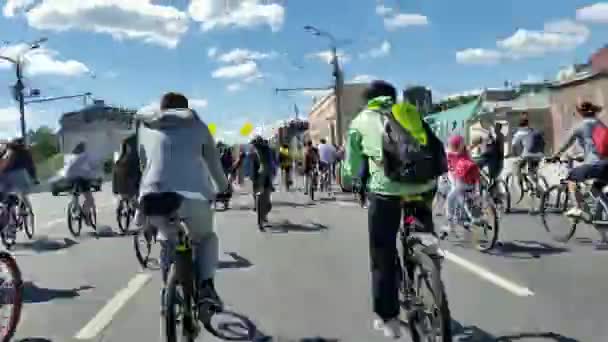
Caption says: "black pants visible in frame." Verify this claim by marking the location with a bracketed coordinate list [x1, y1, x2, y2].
[359, 174, 369, 205]
[367, 192, 434, 320]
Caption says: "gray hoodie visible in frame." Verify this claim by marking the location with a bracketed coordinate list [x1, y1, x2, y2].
[137, 108, 228, 201]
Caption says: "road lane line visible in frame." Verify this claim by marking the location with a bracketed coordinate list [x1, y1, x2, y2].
[440, 250, 535, 297]
[74, 273, 152, 340]
[43, 218, 64, 228]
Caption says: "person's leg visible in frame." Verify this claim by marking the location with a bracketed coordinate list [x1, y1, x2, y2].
[367, 193, 402, 337]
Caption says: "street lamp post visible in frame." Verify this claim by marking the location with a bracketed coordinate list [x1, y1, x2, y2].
[0, 37, 47, 144]
[304, 25, 345, 147]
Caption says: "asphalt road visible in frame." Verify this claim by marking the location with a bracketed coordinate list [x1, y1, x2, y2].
[9, 180, 608, 341]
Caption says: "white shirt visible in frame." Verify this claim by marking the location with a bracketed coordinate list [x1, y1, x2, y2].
[318, 143, 337, 164]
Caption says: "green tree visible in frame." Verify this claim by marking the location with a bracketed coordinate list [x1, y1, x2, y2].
[28, 126, 59, 162]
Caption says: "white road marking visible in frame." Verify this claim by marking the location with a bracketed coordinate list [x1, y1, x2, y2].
[74, 273, 152, 340]
[440, 249, 535, 297]
[43, 218, 64, 228]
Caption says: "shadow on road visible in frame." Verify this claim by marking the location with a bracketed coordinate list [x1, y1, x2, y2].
[23, 282, 94, 303]
[495, 332, 580, 341]
[12, 237, 78, 254]
[268, 220, 329, 234]
[206, 310, 258, 341]
[485, 240, 570, 259]
[218, 252, 253, 270]
[452, 320, 579, 341]
[17, 338, 53, 342]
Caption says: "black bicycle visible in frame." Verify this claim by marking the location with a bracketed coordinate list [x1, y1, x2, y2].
[398, 201, 452, 341]
[66, 182, 97, 237]
[0, 194, 34, 249]
[0, 251, 22, 342]
[308, 167, 319, 201]
[117, 196, 137, 235]
[141, 193, 221, 342]
[540, 156, 608, 246]
[504, 158, 548, 213]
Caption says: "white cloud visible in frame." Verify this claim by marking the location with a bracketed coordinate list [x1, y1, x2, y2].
[351, 74, 377, 83]
[3, 0, 35, 17]
[300, 89, 332, 98]
[227, 83, 243, 92]
[7, 0, 189, 49]
[216, 48, 277, 64]
[376, 4, 393, 16]
[0, 43, 90, 77]
[384, 13, 429, 31]
[211, 60, 260, 79]
[456, 48, 503, 65]
[307, 50, 351, 64]
[497, 20, 590, 58]
[577, 3, 608, 23]
[360, 40, 391, 59]
[190, 98, 208, 108]
[0, 105, 58, 139]
[207, 47, 218, 58]
[189, 0, 285, 32]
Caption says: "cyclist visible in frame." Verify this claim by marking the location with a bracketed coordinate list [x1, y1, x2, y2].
[220, 146, 234, 180]
[0, 138, 38, 214]
[344, 80, 446, 338]
[249, 136, 274, 225]
[318, 138, 337, 189]
[471, 122, 505, 182]
[63, 142, 98, 226]
[303, 140, 319, 195]
[510, 115, 545, 188]
[279, 143, 292, 191]
[113, 133, 141, 202]
[135, 92, 231, 315]
[552, 101, 608, 221]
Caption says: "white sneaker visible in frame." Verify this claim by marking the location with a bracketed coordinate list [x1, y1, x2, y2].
[565, 207, 590, 221]
[373, 318, 402, 339]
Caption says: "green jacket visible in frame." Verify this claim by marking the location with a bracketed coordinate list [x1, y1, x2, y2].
[343, 100, 436, 197]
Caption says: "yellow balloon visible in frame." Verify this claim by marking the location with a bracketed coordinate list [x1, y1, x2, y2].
[239, 122, 254, 137]
[208, 123, 217, 136]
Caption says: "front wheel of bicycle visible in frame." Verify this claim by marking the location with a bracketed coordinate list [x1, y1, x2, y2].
[67, 201, 82, 237]
[405, 248, 452, 342]
[540, 184, 578, 243]
[0, 252, 23, 342]
[163, 265, 196, 342]
[134, 227, 156, 269]
[308, 181, 315, 202]
[492, 179, 511, 214]
[117, 199, 131, 234]
[255, 193, 265, 231]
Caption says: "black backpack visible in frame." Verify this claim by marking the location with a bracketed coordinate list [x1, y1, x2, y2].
[382, 114, 444, 184]
[525, 129, 545, 154]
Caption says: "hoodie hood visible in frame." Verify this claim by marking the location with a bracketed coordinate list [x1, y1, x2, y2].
[136, 108, 199, 129]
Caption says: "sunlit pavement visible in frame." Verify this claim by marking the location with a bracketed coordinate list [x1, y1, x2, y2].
[10, 182, 608, 341]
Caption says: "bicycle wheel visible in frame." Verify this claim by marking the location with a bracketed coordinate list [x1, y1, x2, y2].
[308, 179, 315, 201]
[505, 173, 526, 205]
[134, 227, 155, 268]
[256, 194, 265, 231]
[0, 252, 22, 342]
[88, 208, 97, 229]
[18, 201, 34, 240]
[117, 199, 131, 234]
[405, 247, 452, 342]
[471, 201, 500, 251]
[492, 179, 510, 214]
[528, 175, 549, 212]
[540, 184, 577, 243]
[67, 201, 82, 237]
[163, 265, 196, 342]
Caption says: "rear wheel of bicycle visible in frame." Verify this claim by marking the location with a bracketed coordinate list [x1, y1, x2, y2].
[117, 199, 131, 234]
[492, 179, 510, 214]
[505, 173, 525, 207]
[0, 252, 23, 342]
[256, 194, 265, 231]
[309, 181, 315, 202]
[528, 175, 549, 212]
[67, 202, 82, 237]
[19, 201, 34, 240]
[134, 227, 155, 269]
[163, 266, 196, 342]
[540, 184, 578, 243]
[471, 203, 500, 251]
[406, 248, 452, 342]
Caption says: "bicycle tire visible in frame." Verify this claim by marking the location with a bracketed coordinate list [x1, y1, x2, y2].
[0, 252, 23, 342]
[472, 202, 500, 252]
[88, 208, 97, 229]
[309, 180, 315, 201]
[256, 194, 264, 231]
[67, 201, 82, 237]
[163, 265, 196, 342]
[406, 247, 452, 342]
[134, 227, 154, 268]
[540, 184, 577, 243]
[492, 179, 510, 214]
[117, 199, 130, 234]
[528, 175, 548, 212]
[19, 201, 34, 240]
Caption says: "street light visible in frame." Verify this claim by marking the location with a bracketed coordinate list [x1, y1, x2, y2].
[0, 37, 47, 143]
[304, 25, 344, 146]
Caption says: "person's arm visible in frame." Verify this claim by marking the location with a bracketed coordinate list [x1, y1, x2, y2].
[556, 126, 579, 155]
[201, 124, 229, 192]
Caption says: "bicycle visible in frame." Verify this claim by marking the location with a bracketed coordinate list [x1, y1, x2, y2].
[0, 251, 23, 342]
[504, 158, 548, 213]
[397, 200, 452, 341]
[117, 196, 137, 235]
[478, 168, 510, 215]
[307, 167, 319, 201]
[319, 164, 332, 197]
[540, 156, 608, 246]
[66, 182, 97, 238]
[0, 193, 35, 249]
[139, 193, 221, 342]
[134, 222, 159, 269]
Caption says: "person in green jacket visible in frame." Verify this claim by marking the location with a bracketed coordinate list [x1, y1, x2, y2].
[343, 80, 446, 339]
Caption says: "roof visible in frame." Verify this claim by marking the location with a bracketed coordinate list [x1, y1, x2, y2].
[508, 90, 550, 110]
[482, 89, 517, 102]
[549, 71, 608, 89]
[424, 98, 480, 124]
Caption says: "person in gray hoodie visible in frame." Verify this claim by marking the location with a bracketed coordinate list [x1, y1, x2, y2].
[136, 92, 230, 313]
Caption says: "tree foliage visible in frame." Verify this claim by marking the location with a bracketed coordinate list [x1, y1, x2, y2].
[28, 126, 59, 163]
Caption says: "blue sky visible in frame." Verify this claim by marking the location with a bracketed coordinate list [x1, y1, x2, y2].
[1, 0, 608, 142]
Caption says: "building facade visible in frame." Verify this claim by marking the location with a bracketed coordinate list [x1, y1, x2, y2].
[58, 100, 136, 162]
[307, 83, 368, 144]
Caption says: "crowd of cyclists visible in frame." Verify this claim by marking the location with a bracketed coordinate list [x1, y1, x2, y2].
[0, 79, 606, 340]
